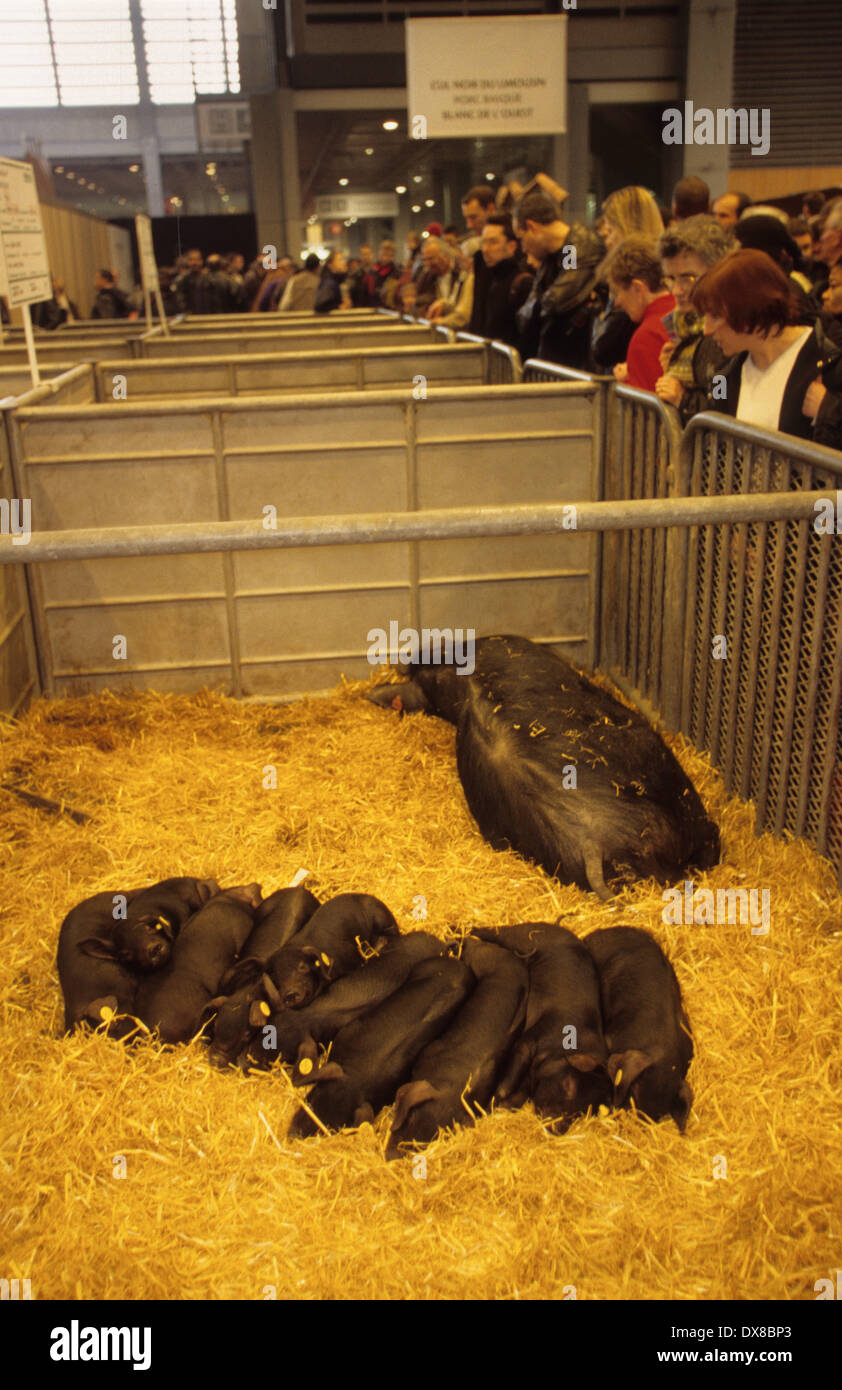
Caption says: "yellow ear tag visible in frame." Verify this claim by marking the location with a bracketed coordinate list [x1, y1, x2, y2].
[154, 916, 170, 931]
[298, 1058, 313, 1075]
[598, 1105, 610, 1118]
[614, 1068, 623, 1087]
[100, 1005, 115, 1022]
[320, 953, 331, 967]
[259, 1001, 270, 1017]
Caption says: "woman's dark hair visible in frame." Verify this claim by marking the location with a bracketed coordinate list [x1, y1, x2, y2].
[303, 253, 320, 272]
[691, 248, 800, 334]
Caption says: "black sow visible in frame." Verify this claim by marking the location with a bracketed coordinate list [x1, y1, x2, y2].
[369, 633, 719, 899]
[585, 926, 694, 1131]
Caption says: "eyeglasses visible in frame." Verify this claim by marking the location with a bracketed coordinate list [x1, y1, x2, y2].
[663, 272, 699, 288]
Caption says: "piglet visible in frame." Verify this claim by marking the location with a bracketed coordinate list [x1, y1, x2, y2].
[57, 888, 147, 1037]
[135, 884, 262, 1044]
[202, 886, 321, 1067]
[475, 922, 612, 1131]
[288, 954, 474, 1137]
[387, 937, 528, 1156]
[267, 893, 398, 1011]
[585, 926, 694, 1131]
[113, 876, 220, 971]
[250, 931, 445, 1076]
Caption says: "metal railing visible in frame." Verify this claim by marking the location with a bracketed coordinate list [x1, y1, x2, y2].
[598, 384, 684, 718]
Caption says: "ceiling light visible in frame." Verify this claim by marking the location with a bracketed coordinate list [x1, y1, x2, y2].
[395, 185, 406, 194]
[411, 204, 421, 213]
[413, 175, 422, 184]
[424, 199, 434, 207]
[129, 164, 139, 173]
[66, 172, 75, 179]
[382, 120, 398, 131]
[365, 147, 374, 156]
[486, 172, 495, 181]
[338, 177, 348, 186]
[54, 165, 64, 173]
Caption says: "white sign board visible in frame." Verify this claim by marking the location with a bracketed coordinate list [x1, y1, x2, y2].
[134, 213, 169, 335]
[196, 101, 251, 151]
[135, 213, 160, 296]
[406, 16, 567, 138]
[315, 192, 400, 219]
[0, 157, 51, 307]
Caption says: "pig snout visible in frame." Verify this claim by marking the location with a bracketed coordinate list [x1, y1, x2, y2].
[266, 948, 322, 1009]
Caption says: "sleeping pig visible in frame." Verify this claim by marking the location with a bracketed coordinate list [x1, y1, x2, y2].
[56, 888, 147, 1037]
[368, 634, 720, 900]
[265, 892, 399, 1011]
[474, 922, 612, 1131]
[585, 925, 694, 1131]
[387, 936, 528, 1155]
[135, 884, 262, 1044]
[288, 954, 475, 1137]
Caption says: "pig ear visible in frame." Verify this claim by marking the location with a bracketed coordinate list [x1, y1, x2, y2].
[260, 972, 283, 1011]
[495, 1039, 532, 1102]
[670, 1079, 694, 1132]
[310, 1060, 345, 1085]
[248, 999, 273, 1028]
[569, 1052, 602, 1074]
[392, 1079, 439, 1130]
[198, 878, 220, 902]
[607, 1049, 652, 1106]
[198, 996, 227, 1025]
[367, 681, 430, 713]
[222, 957, 263, 992]
[78, 936, 118, 961]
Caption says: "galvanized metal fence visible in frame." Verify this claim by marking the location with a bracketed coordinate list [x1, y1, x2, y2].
[455, 332, 522, 384]
[674, 414, 842, 879]
[5, 381, 602, 699]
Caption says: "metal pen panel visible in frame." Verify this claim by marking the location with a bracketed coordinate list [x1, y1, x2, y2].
[677, 414, 842, 879]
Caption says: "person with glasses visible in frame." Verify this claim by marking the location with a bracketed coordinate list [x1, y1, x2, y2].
[654, 215, 734, 424]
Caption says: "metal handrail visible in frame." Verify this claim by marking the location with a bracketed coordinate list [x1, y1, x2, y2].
[681, 411, 842, 478]
[2, 492, 833, 565]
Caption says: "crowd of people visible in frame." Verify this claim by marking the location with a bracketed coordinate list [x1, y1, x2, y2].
[22, 175, 842, 449]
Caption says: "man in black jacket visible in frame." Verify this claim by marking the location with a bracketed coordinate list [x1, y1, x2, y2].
[468, 214, 533, 347]
[513, 190, 604, 368]
[90, 269, 131, 319]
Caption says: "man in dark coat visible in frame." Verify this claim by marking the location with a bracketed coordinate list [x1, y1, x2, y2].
[468, 214, 533, 347]
[513, 190, 604, 368]
[90, 269, 131, 319]
[174, 248, 215, 315]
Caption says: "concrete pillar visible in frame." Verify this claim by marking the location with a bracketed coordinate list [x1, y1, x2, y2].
[683, 0, 737, 197]
[140, 130, 165, 218]
[553, 82, 589, 224]
[278, 88, 303, 255]
[250, 89, 302, 259]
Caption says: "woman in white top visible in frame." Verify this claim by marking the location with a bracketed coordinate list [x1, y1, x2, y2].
[692, 249, 841, 448]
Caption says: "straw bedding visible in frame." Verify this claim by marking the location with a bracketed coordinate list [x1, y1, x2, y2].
[1, 675, 839, 1301]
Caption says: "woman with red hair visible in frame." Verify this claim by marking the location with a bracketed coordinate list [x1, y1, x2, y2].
[692, 248, 842, 448]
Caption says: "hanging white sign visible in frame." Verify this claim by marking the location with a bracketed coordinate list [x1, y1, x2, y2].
[406, 16, 568, 139]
